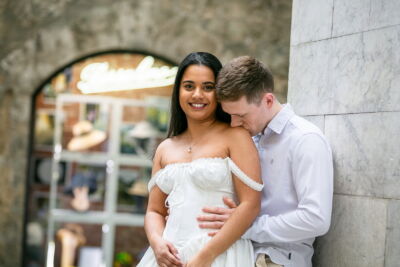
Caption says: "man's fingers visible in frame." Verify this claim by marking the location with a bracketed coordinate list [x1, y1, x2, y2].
[208, 231, 218, 237]
[202, 206, 230, 215]
[223, 196, 237, 208]
[197, 197, 236, 233]
[198, 221, 224, 229]
[197, 213, 229, 222]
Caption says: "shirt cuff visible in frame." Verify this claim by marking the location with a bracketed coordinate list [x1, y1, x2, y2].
[242, 216, 261, 240]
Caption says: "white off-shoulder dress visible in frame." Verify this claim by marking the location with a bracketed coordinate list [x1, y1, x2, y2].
[137, 157, 263, 267]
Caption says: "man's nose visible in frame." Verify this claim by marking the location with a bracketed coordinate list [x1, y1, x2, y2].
[230, 116, 242, 127]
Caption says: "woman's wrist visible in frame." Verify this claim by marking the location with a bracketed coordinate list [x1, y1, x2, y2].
[197, 247, 217, 263]
[148, 234, 163, 249]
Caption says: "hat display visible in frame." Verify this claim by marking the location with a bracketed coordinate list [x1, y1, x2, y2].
[127, 180, 149, 197]
[35, 112, 54, 146]
[128, 120, 159, 139]
[56, 224, 86, 267]
[64, 171, 98, 196]
[67, 120, 106, 151]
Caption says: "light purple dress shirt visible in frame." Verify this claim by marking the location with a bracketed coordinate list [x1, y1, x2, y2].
[243, 104, 333, 267]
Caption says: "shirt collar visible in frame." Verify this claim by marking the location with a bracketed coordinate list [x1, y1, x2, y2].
[263, 104, 295, 135]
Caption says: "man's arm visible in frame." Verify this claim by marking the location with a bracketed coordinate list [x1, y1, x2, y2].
[243, 133, 333, 243]
[199, 133, 333, 242]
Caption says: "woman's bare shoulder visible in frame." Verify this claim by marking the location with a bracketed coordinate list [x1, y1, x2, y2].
[222, 126, 252, 140]
[153, 137, 180, 167]
[156, 136, 182, 153]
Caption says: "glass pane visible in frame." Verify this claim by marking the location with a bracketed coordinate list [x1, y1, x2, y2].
[56, 162, 107, 212]
[120, 105, 150, 156]
[60, 101, 111, 154]
[117, 165, 151, 214]
[114, 226, 148, 266]
[52, 223, 103, 267]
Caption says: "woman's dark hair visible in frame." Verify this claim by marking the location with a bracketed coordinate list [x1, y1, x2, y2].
[167, 52, 230, 137]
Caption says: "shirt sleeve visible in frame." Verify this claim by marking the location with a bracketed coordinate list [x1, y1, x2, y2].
[243, 133, 333, 243]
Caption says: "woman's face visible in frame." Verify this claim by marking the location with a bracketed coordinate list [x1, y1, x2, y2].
[179, 64, 218, 122]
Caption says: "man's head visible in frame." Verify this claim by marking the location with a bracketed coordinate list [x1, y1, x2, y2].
[216, 56, 281, 136]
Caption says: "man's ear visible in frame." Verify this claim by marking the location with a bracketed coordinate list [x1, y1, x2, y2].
[263, 93, 275, 108]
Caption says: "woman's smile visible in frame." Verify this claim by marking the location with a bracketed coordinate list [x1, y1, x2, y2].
[179, 64, 217, 121]
[189, 103, 208, 110]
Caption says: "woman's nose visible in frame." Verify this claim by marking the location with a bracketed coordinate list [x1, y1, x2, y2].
[192, 87, 203, 98]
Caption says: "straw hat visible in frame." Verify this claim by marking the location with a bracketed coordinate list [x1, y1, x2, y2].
[127, 180, 149, 197]
[67, 120, 106, 151]
[128, 120, 159, 139]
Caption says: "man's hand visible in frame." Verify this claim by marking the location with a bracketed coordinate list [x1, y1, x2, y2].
[197, 196, 237, 236]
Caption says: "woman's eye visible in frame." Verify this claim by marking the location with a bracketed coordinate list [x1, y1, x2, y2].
[204, 85, 215, 91]
[184, 84, 194, 90]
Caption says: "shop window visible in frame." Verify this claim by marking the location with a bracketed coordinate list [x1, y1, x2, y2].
[24, 51, 177, 267]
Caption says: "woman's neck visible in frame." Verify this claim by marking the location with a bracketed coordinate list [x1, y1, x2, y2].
[185, 118, 218, 140]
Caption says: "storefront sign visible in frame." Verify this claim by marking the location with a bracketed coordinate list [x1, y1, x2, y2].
[77, 56, 177, 94]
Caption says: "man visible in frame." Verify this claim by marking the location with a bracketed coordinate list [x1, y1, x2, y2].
[197, 56, 333, 267]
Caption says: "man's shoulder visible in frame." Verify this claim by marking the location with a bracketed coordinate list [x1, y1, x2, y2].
[284, 115, 333, 157]
[283, 114, 331, 151]
[287, 114, 324, 137]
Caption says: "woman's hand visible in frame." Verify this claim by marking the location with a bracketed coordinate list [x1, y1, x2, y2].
[152, 236, 183, 267]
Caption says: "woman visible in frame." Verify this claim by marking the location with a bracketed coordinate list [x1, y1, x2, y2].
[137, 52, 263, 267]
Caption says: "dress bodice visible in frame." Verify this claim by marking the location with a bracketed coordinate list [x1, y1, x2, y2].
[148, 157, 263, 248]
[138, 157, 263, 266]
[148, 157, 263, 194]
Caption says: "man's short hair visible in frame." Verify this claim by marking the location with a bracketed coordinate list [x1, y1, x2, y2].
[216, 56, 274, 104]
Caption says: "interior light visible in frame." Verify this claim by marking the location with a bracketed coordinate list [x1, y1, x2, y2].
[77, 56, 177, 94]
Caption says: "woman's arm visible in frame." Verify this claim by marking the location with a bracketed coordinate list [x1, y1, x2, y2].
[145, 144, 182, 267]
[186, 128, 262, 266]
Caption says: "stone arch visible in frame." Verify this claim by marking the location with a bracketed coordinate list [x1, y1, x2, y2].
[0, 29, 185, 267]
[0, 2, 292, 265]
[30, 49, 178, 98]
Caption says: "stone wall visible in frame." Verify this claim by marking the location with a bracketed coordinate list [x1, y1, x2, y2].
[0, 0, 292, 266]
[288, 0, 400, 266]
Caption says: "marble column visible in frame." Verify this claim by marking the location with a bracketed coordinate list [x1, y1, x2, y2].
[288, 0, 400, 266]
